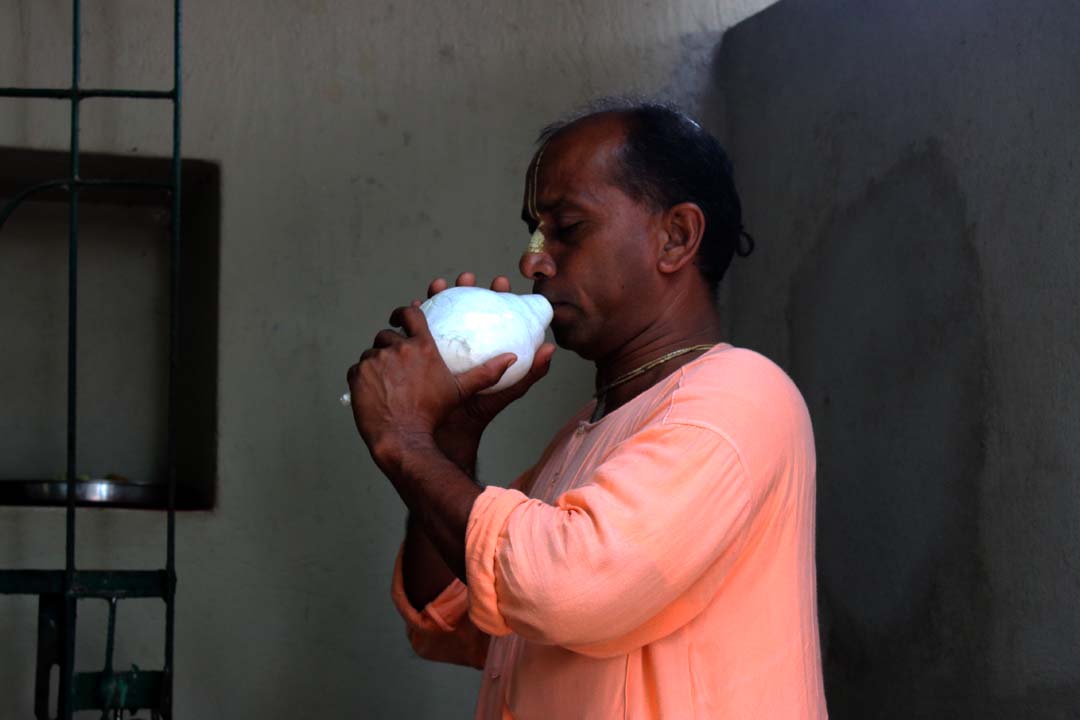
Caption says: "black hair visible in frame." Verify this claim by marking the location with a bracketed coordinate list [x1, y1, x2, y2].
[538, 99, 753, 290]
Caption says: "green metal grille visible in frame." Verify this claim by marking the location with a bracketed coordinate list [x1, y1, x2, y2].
[0, 2, 183, 717]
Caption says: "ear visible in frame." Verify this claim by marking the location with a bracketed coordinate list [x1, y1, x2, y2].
[657, 202, 705, 275]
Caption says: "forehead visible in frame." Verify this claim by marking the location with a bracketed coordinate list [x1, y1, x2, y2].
[527, 114, 628, 204]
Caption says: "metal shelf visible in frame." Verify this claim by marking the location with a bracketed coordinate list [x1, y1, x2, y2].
[0, 1, 184, 716]
[0, 479, 168, 509]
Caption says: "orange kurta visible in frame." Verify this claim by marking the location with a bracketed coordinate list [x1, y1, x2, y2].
[391, 345, 828, 718]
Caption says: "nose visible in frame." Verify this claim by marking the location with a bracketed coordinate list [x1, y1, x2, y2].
[519, 247, 555, 281]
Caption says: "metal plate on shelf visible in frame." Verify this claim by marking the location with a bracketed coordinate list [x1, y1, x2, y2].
[0, 479, 167, 508]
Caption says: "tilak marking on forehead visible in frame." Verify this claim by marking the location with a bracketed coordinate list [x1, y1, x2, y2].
[524, 142, 548, 255]
[528, 142, 547, 222]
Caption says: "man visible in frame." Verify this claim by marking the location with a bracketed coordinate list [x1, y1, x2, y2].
[347, 102, 827, 718]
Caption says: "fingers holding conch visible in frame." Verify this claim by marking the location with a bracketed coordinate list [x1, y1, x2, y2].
[389, 305, 432, 340]
[373, 328, 405, 348]
[428, 272, 511, 299]
[427, 277, 449, 298]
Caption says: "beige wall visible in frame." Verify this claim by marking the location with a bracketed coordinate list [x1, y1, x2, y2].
[0, 1, 775, 715]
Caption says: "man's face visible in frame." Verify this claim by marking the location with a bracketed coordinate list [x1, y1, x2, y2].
[519, 116, 663, 361]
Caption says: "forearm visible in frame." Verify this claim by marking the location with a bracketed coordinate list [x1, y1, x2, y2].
[374, 433, 482, 583]
[402, 514, 457, 610]
[401, 425, 484, 609]
[433, 425, 482, 479]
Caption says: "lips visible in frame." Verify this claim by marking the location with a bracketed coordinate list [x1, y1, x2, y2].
[543, 297, 572, 311]
[549, 302, 576, 326]
[534, 285, 561, 305]
[534, 285, 574, 317]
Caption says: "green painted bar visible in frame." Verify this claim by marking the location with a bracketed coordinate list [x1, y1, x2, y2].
[73, 670, 164, 711]
[62, 0, 82, 711]
[70, 571, 170, 599]
[0, 571, 168, 598]
[161, 2, 184, 709]
[0, 571, 65, 595]
[0, 1, 182, 715]
[0, 87, 174, 100]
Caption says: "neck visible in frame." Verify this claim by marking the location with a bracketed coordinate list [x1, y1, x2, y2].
[592, 292, 724, 419]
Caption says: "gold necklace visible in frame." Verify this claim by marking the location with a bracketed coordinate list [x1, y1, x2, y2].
[594, 344, 715, 399]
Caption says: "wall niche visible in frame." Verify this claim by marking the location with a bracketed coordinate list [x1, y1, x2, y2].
[0, 147, 219, 510]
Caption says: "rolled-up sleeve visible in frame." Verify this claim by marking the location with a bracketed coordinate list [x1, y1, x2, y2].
[465, 422, 754, 658]
[390, 545, 491, 668]
[390, 463, 543, 669]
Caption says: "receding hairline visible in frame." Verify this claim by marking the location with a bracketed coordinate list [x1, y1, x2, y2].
[521, 112, 635, 224]
[526, 110, 633, 182]
[537, 108, 634, 146]
[535, 94, 678, 144]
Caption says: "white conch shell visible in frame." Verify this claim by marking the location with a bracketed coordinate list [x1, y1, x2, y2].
[420, 286, 553, 394]
[340, 287, 553, 406]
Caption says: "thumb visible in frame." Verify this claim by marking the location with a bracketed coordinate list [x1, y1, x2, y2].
[496, 342, 555, 401]
[457, 353, 517, 398]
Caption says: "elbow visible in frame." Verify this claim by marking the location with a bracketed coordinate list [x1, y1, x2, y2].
[503, 575, 644, 655]
[516, 601, 637, 658]
[487, 503, 662, 654]
[513, 600, 606, 649]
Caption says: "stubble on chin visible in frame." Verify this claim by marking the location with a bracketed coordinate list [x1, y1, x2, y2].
[550, 320, 601, 360]
[550, 322, 573, 350]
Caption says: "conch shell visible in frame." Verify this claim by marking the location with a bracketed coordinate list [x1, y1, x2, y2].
[341, 287, 553, 405]
[418, 286, 553, 393]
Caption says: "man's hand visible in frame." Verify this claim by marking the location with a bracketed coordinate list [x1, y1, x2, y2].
[424, 272, 556, 474]
[346, 303, 517, 470]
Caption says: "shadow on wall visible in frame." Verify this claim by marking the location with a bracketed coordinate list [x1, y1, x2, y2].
[789, 142, 992, 716]
[710, 0, 1080, 717]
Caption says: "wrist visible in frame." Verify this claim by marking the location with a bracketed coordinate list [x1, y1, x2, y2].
[433, 425, 483, 476]
[370, 430, 439, 473]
